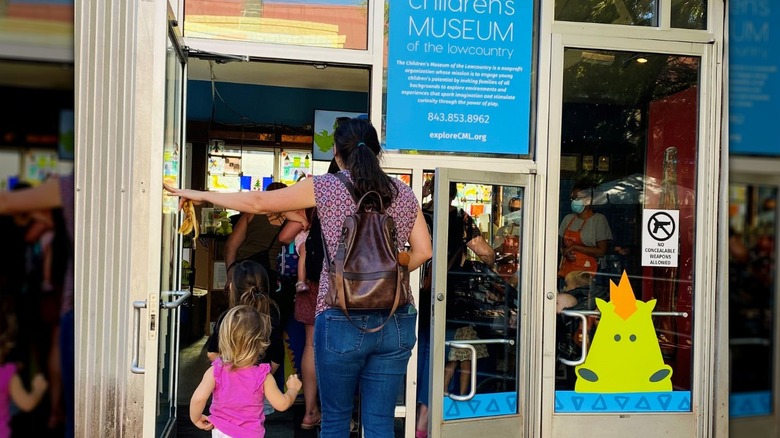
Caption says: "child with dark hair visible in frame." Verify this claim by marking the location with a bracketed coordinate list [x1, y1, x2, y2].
[207, 260, 284, 374]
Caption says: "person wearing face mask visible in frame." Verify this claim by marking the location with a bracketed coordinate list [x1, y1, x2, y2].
[557, 179, 612, 286]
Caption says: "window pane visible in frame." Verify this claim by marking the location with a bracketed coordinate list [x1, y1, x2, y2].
[555, 0, 658, 26]
[554, 49, 700, 413]
[671, 0, 707, 30]
[729, 184, 777, 417]
[183, 0, 368, 50]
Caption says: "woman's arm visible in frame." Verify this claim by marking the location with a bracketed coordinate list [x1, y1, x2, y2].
[283, 210, 309, 230]
[467, 235, 496, 266]
[278, 219, 304, 245]
[0, 177, 62, 215]
[224, 213, 251, 271]
[570, 240, 609, 258]
[165, 178, 316, 214]
[405, 209, 433, 271]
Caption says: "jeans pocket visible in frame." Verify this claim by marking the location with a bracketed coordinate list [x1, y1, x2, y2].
[325, 313, 368, 354]
[394, 307, 418, 352]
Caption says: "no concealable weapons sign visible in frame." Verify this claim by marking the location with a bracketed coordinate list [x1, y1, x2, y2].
[641, 209, 679, 267]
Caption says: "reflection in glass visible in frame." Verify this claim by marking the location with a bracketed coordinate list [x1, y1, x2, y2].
[554, 0, 707, 29]
[157, 35, 186, 433]
[554, 49, 700, 412]
[671, 0, 706, 30]
[183, 0, 368, 50]
[555, 0, 658, 26]
[729, 184, 776, 417]
[423, 174, 522, 420]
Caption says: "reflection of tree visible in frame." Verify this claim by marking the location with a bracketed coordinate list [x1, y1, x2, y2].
[555, 0, 705, 28]
[556, 0, 655, 25]
[562, 50, 699, 169]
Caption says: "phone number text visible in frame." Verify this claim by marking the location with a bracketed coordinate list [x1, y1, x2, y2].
[427, 113, 491, 124]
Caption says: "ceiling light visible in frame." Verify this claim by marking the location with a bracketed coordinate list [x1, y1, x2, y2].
[313, 63, 327, 70]
[636, 57, 648, 64]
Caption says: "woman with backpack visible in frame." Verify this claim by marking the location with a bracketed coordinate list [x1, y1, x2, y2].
[166, 118, 432, 437]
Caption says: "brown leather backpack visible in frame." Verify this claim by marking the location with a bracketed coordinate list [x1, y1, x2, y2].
[325, 173, 409, 332]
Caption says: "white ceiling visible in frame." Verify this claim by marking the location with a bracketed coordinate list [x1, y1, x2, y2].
[187, 57, 370, 92]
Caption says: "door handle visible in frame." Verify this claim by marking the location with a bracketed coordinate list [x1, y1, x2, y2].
[445, 342, 477, 401]
[161, 290, 191, 309]
[131, 300, 147, 374]
[559, 310, 589, 366]
[444, 338, 515, 401]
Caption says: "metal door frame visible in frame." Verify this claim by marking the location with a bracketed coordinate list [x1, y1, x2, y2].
[728, 157, 780, 437]
[427, 167, 535, 437]
[541, 35, 724, 436]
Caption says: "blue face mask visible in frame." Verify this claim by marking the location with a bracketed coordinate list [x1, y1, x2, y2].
[571, 199, 586, 214]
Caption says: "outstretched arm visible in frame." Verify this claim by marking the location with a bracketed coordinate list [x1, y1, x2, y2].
[0, 177, 62, 215]
[164, 178, 316, 215]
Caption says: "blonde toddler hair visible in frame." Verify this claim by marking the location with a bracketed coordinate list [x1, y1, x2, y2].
[218, 305, 272, 369]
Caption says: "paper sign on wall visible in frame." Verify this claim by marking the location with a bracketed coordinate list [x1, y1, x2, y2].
[642, 209, 679, 267]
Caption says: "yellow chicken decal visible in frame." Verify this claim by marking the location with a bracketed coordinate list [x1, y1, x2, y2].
[575, 271, 673, 393]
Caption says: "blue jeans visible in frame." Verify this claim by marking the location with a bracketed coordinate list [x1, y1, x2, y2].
[314, 305, 417, 438]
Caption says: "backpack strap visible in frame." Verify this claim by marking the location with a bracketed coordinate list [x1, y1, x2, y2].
[330, 172, 405, 333]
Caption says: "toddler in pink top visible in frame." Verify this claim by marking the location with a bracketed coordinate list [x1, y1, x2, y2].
[1, 298, 48, 438]
[190, 305, 301, 437]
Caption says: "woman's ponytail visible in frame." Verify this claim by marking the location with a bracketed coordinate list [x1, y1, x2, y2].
[334, 118, 396, 209]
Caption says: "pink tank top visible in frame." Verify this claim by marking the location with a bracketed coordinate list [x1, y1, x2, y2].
[208, 358, 271, 438]
[1, 363, 17, 438]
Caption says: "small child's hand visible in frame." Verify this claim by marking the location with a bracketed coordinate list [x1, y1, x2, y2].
[193, 415, 214, 430]
[286, 374, 303, 392]
[31, 374, 48, 394]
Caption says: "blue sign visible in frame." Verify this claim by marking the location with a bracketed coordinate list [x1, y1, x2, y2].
[386, 0, 533, 155]
[729, 1, 780, 156]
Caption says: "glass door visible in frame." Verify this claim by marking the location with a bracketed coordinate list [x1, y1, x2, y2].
[728, 172, 780, 437]
[544, 36, 720, 436]
[144, 18, 189, 437]
[428, 168, 532, 437]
